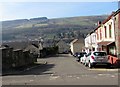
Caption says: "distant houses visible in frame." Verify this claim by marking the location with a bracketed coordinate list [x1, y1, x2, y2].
[25, 43, 40, 58]
[70, 38, 84, 55]
[1, 39, 59, 71]
[56, 40, 70, 54]
[84, 9, 120, 66]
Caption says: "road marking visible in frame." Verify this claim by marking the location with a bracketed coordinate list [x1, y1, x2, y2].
[30, 80, 34, 82]
[111, 75, 116, 78]
[49, 76, 60, 80]
[98, 74, 111, 76]
[76, 77, 80, 79]
[88, 69, 118, 71]
[67, 75, 72, 78]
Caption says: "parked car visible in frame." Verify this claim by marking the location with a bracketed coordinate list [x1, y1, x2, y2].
[75, 52, 87, 62]
[84, 51, 111, 68]
[80, 54, 87, 64]
[73, 52, 80, 57]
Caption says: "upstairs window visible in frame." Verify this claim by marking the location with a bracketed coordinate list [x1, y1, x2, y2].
[109, 24, 112, 38]
[96, 31, 99, 40]
[104, 26, 107, 38]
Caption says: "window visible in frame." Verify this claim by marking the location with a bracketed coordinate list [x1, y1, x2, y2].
[97, 31, 99, 40]
[104, 26, 107, 38]
[109, 46, 116, 56]
[93, 52, 107, 56]
[109, 24, 112, 38]
[92, 48, 95, 51]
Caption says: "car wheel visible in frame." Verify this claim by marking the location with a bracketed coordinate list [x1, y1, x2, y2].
[80, 61, 82, 64]
[88, 62, 93, 68]
[80, 60, 82, 64]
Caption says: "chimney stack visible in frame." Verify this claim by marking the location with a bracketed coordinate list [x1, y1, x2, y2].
[97, 21, 101, 26]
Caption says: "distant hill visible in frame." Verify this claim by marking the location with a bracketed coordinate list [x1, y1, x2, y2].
[2, 17, 48, 30]
[2, 15, 108, 41]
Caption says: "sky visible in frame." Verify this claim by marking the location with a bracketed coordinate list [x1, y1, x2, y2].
[0, 1, 119, 21]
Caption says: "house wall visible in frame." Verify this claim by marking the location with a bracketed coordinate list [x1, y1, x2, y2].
[95, 14, 116, 53]
[85, 33, 98, 53]
[96, 18, 115, 43]
[57, 41, 70, 53]
[96, 26, 101, 43]
[70, 43, 74, 54]
[72, 42, 82, 54]
[114, 10, 120, 57]
[2, 47, 37, 70]
[103, 18, 115, 42]
[85, 35, 92, 48]
[84, 35, 92, 53]
[13, 49, 24, 67]
[70, 40, 84, 54]
[2, 48, 13, 70]
[85, 35, 89, 48]
[90, 32, 98, 51]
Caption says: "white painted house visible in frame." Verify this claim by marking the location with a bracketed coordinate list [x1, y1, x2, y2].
[84, 32, 98, 53]
[84, 34, 91, 53]
[95, 13, 115, 52]
[90, 32, 98, 51]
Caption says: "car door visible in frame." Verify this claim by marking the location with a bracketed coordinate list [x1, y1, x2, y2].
[85, 52, 91, 64]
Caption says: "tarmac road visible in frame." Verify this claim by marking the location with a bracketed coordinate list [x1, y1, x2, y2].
[2, 54, 119, 85]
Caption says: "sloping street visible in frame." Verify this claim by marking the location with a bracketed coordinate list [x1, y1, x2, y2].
[2, 54, 118, 85]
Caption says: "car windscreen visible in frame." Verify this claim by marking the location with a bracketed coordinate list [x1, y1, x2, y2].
[93, 52, 107, 56]
[77, 52, 86, 57]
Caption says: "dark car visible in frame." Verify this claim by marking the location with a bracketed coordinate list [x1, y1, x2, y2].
[74, 52, 87, 62]
[73, 52, 80, 57]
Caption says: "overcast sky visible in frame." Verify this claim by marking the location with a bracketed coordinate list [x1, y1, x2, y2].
[0, 1, 118, 21]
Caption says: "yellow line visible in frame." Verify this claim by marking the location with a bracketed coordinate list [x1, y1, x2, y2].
[88, 69, 118, 71]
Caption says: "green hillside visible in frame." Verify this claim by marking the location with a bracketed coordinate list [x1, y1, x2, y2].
[2, 15, 108, 41]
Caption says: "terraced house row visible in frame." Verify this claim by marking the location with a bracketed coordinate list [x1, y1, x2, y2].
[84, 9, 120, 66]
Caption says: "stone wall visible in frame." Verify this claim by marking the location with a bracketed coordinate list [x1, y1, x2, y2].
[2, 47, 37, 70]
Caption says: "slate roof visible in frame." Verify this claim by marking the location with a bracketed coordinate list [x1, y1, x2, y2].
[2, 40, 39, 50]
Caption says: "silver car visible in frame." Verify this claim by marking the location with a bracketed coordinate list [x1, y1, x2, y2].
[84, 51, 111, 68]
[80, 54, 87, 64]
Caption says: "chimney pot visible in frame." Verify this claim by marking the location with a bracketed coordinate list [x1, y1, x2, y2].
[97, 21, 101, 26]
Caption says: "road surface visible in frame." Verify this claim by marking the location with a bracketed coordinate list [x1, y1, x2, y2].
[2, 54, 119, 85]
